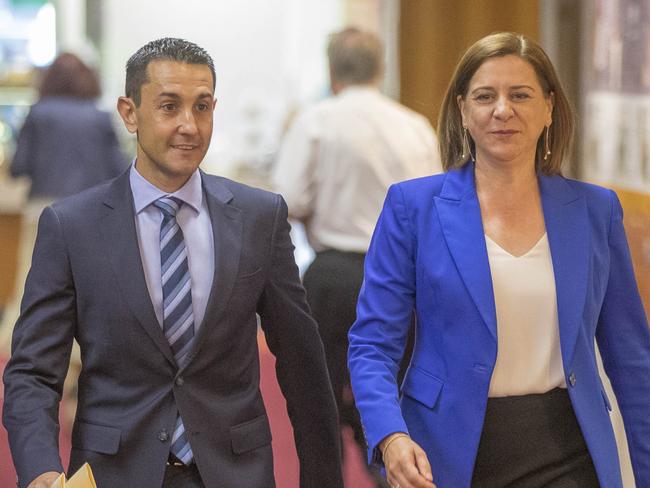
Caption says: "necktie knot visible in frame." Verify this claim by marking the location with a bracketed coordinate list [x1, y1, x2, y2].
[154, 196, 182, 218]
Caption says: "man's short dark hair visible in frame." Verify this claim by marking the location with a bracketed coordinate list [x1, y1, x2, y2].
[125, 37, 216, 106]
[327, 27, 383, 85]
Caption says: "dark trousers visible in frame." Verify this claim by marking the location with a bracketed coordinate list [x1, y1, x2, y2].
[472, 388, 600, 488]
[303, 250, 414, 456]
[303, 250, 367, 450]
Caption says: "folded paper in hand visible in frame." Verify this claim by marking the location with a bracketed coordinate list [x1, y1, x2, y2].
[49, 463, 97, 488]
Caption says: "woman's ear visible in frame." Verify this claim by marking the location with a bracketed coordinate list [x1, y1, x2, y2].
[117, 96, 138, 134]
[545, 91, 554, 126]
[457, 94, 467, 126]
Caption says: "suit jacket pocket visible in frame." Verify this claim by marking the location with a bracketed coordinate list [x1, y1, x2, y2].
[72, 420, 121, 454]
[230, 414, 272, 454]
[401, 365, 444, 409]
[236, 267, 263, 281]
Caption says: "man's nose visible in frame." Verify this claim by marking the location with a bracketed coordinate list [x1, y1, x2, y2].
[178, 110, 199, 134]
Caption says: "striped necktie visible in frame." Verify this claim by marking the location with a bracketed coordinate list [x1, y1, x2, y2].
[153, 196, 194, 464]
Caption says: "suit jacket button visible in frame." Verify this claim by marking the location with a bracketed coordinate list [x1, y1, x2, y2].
[569, 372, 576, 387]
[158, 430, 169, 442]
[176, 376, 184, 386]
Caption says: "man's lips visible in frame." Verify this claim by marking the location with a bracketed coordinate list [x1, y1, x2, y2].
[171, 144, 199, 150]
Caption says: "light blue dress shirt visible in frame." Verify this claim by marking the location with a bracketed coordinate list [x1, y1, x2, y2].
[129, 164, 214, 331]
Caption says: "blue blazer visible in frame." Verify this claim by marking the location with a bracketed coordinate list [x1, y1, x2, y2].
[348, 163, 650, 487]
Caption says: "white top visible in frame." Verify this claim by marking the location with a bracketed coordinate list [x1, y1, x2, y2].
[485, 233, 567, 397]
[272, 85, 441, 252]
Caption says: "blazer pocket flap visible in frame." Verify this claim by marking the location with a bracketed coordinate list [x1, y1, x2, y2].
[401, 366, 444, 409]
[72, 421, 121, 454]
[230, 414, 272, 454]
[236, 267, 263, 281]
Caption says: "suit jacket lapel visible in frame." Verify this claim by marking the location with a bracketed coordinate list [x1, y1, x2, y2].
[435, 164, 498, 341]
[189, 173, 243, 361]
[539, 175, 589, 367]
[99, 171, 176, 366]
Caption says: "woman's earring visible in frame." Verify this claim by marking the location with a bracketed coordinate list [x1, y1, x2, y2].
[462, 127, 474, 161]
[543, 125, 551, 161]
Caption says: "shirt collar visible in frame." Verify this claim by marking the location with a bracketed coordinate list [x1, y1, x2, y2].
[129, 162, 203, 215]
[338, 84, 379, 97]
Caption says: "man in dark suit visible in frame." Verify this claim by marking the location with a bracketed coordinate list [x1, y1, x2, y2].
[2, 38, 343, 488]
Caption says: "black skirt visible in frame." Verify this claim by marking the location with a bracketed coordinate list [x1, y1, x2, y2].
[471, 387, 600, 487]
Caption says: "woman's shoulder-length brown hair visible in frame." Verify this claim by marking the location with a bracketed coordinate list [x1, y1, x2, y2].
[436, 31, 574, 175]
[39, 52, 101, 100]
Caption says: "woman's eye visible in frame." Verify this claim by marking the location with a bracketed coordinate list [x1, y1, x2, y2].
[512, 92, 530, 100]
[474, 94, 492, 102]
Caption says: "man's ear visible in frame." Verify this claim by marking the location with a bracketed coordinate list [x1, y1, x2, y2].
[117, 96, 138, 134]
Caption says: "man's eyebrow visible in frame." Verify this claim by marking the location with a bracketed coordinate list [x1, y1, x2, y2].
[155, 92, 214, 100]
[156, 92, 181, 100]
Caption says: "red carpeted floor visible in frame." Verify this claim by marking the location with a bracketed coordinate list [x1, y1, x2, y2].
[0, 333, 377, 487]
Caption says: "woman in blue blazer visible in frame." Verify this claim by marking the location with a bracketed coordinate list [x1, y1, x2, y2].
[348, 32, 650, 488]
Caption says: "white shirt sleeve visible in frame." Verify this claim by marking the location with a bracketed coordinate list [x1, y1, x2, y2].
[272, 111, 319, 222]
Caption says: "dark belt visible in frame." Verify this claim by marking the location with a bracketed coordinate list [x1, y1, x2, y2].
[166, 454, 193, 468]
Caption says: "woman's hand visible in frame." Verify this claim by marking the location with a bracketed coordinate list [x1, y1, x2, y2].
[381, 433, 437, 488]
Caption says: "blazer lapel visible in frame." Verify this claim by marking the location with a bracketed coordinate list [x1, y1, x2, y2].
[435, 164, 498, 341]
[539, 175, 589, 367]
[99, 171, 176, 366]
[189, 174, 243, 361]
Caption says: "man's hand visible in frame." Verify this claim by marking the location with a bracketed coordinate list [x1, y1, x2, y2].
[27, 471, 62, 488]
[381, 434, 436, 488]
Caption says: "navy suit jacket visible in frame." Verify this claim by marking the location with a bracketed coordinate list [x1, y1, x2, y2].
[348, 163, 650, 487]
[11, 96, 127, 199]
[3, 169, 343, 488]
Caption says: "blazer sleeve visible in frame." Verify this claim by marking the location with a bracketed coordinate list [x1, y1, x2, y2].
[2, 206, 75, 487]
[257, 194, 343, 488]
[10, 110, 36, 178]
[595, 191, 650, 484]
[348, 184, 416, 463]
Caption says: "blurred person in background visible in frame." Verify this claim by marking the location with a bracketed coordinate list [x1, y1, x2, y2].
[273, 27, 441, 486]
[1, 52, 127, 351]
[348, 32, 650, 488]
[10, 52, 127, 201]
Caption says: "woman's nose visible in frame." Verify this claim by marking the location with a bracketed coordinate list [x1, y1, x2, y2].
[493, 97, 514, 120]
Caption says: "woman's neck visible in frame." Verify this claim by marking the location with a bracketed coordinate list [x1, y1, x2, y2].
[474, 159, 538, 204]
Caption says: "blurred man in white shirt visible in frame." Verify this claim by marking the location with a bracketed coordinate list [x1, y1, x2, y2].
[273, 27, 441, 484]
